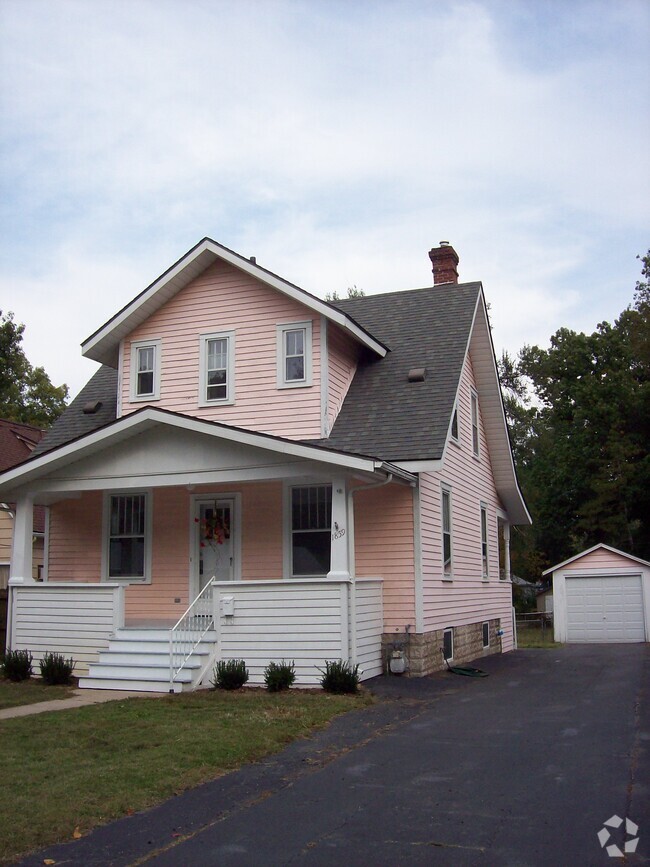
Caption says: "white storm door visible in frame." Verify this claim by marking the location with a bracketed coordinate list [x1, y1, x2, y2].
[193, 498, 235, 595]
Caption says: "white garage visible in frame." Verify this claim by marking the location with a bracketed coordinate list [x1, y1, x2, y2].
[545, 544, 650, 644]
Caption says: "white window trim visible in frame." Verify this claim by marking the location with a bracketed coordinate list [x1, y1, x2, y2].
[441, 483, 453, 581]
[482, 621, 490, 648]
[102, 490, 153, 583]
[283, 479, 332, 579]
[471, 389, 480, 458]
[277, 321, 313, 389]
[450, 403, 459, 444]
[480, 502, 489, 580]
[199, 331, 235, 406]
[130, 339, 161, 402]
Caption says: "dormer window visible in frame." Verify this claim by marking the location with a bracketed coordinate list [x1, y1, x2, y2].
[277, 322, 312, 388]
[199, 331, 235, 406]
[450, 405, 459, 442]
[130, 340, 161, 401]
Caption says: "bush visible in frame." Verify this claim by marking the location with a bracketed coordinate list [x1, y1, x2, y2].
[264, 660, 296, 692]
[211, 659, 249, 690]
[2, 649, 33, 682]
[320, 659, 360, 694]
[39, 651, 76, 685]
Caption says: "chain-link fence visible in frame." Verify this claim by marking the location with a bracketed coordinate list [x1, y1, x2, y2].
[515, 611, 555, 647]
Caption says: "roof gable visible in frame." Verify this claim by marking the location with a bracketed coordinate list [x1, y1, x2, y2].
[82, 238, 387, 367]
[543, 543, 650, 574]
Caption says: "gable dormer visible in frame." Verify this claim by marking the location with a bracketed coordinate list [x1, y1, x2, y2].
[81, 239, 385, 441]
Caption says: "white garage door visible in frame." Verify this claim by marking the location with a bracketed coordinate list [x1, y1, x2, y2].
[565, 575, 645, 642]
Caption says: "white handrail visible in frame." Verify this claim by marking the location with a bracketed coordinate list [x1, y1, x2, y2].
[169, 579, 215, 691]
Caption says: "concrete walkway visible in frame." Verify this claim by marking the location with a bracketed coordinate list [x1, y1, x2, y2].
[0, 687, 155, 720]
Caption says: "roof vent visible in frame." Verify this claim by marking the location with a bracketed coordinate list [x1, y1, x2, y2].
[249, 255, 256, 264]
[82, 400, 103, 415]
[407, 368, 426, 383]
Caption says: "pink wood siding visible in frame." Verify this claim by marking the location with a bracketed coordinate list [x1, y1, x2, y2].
[419, 355, 515, 649]
[354, 482, 415, 630]
[120, 260, 322, 439]
[48, 483, 284, 622]
[327, 324, 358, 432]
[47, 493, 102, 582]
[562, 548, 641, 572]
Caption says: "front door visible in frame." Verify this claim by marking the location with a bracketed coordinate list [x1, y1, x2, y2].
[193, 498, 234, 595]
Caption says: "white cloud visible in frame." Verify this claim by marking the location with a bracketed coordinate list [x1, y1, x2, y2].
[1, 0, 648, 397]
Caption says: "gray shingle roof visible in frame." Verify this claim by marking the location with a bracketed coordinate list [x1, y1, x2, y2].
[31, 365, 118, 457]
[33, 283, 479, 464]
[309, 282, 481, 461]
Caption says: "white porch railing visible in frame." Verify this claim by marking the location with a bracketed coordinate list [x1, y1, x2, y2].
[169, 578, 215, 691]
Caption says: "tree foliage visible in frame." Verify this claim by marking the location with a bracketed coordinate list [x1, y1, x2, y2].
[502, 252, 650, 578]
[325, 285, 365, 302]
[0, 310, 69, 427]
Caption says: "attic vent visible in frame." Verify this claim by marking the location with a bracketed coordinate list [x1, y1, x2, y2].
[407, 368, 426, 383]
[82, 400, 103, 415]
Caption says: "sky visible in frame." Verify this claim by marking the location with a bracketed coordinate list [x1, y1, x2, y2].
[1, 0, 648, 398]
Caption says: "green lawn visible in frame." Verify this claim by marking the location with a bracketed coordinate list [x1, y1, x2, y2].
[0, 688, 371, 862]
[516, 626, 563, 649]
[0, 678, 77, 710]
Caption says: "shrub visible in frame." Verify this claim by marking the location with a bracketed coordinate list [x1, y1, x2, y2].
[2, 649, 33, 682]
[211, 658, 249, 690]
[319, 659, 360, 694]
[39, 651, 76, 685]
[264, 660, 296, 692]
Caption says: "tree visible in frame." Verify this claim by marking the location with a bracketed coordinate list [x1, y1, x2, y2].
[0, 310, 68, 427]
[325, 285, 365, 302]
[502, 251, 650, 576]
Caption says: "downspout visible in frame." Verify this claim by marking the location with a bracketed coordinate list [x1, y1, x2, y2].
[347, 473, 393, 668]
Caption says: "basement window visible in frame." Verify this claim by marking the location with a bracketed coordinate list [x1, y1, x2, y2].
[482, 621, 490, 648]
[443, 628, 454, 661]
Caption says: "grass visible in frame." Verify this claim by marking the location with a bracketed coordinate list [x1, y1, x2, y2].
[516, 626, 563, 649]
[0, 687, 371, 862]
[0, 678, 77, 710]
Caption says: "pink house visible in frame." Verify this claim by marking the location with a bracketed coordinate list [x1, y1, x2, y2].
[0, 239, 530, 690]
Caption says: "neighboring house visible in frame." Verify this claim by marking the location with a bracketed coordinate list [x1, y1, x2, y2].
[545, 544, 650, 643]
[536, 585, 554, 614]
[510, 574, 537, 610]
[0, 419, 46, 589]
[0, 239, 530, 690]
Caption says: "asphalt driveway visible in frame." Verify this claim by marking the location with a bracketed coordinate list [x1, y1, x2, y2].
[18, 645, 649, 866]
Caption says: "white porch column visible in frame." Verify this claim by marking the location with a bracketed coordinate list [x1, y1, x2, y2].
[9, 493, 35, 585]
[327, 477, 350, 582]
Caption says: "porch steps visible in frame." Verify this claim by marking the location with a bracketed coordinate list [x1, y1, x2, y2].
[79, 628, 218, 694]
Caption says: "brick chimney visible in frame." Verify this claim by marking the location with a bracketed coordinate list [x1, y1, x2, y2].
[429, 241, 459, 285]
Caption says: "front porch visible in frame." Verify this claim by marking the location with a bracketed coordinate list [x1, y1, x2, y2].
[2, 411, 414, 691]
[7, 576, 383, 691]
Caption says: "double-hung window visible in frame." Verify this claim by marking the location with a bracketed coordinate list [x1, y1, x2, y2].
[442, 485, 452, 579]
[471, 390, 480, 457]
[106, 492, 150, 581]
[131, 339, 161, 401]
[290, 484, 331, 576]
[277, 322, 312, 388]
[199, 331, 235, 405]
[480, 504, 489, 579]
